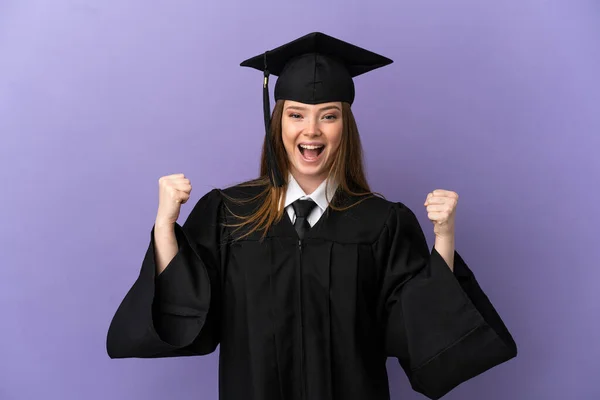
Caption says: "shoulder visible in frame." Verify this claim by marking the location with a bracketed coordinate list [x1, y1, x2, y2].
[219, 178, 267, 200]
[190, 179, 267, 205]
[328, 193, 420, 243]
[215, 178, 270, 217]
[181, 180, 267, 235]
[340, 193, 418, 221]
[185, 179, 265, 217]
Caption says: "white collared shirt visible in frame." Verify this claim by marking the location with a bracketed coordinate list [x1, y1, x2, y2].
[284, 174, 339, 227]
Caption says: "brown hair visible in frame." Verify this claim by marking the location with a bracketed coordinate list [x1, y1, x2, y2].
[221, 100, 380, 240]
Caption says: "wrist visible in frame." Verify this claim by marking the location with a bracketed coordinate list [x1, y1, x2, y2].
[434, 235, 455, 271]
[154, 220, 175, 233]
[434, 233, 455, 242]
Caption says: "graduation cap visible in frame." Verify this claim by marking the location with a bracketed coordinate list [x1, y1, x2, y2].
[240, 32, 393, 187]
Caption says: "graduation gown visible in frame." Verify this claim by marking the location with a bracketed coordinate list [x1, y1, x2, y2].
[106, 184, 517, 400]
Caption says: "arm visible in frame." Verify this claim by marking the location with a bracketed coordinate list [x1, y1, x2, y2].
[153, 222, 178, 275]
[106, 189, 224, 359]
[376, 203, 517, 399]
[434, 235, 455, 271]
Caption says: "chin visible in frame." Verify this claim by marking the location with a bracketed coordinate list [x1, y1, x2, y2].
[292, 164, 330, 182]
[295, 167, 326, 179]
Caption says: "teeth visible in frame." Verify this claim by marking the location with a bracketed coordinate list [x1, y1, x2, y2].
[299, 144, 324, 150]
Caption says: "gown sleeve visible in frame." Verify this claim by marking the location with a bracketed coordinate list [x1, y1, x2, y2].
[106, 188, 224, 359]
[374, 203, 517, 399]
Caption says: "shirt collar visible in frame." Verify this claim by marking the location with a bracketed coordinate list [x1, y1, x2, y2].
[284, 173, 338, 212]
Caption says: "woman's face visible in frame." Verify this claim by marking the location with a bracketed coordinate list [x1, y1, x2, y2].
[281, 100, 343, 183]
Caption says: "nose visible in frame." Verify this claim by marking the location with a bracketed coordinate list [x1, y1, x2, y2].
[304, 117, 321, 137]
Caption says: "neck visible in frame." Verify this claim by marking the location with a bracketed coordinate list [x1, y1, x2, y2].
[292, 171, 327, 195]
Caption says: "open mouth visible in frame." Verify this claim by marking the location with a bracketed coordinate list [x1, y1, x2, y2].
[298, 144, 325, 162]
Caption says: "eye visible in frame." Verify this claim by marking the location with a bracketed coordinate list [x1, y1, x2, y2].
[323, 114, 338, 121]
[289, 113, 302, 119]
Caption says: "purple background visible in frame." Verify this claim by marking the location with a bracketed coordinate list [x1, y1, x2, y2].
[1, 0, 599, 399]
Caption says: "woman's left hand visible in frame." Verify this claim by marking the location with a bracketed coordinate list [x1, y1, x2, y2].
[424, 189, 458, 238]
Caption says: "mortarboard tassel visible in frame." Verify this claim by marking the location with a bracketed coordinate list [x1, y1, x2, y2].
[263, 51, 285, 188]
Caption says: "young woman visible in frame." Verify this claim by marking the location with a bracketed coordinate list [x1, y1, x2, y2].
[107, 32, 517, 400]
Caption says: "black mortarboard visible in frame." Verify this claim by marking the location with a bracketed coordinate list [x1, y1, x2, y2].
[240, 32, 393, 187]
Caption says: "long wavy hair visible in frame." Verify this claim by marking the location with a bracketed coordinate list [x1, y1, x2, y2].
[221, 100, 379, 240]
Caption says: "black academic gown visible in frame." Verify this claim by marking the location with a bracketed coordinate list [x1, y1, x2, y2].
[106, 184, 517, 400]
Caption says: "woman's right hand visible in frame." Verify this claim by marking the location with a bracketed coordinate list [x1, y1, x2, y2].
[155, 173, 192, 226]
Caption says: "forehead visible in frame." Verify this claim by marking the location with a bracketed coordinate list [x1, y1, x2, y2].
[283, 100, 342, 110]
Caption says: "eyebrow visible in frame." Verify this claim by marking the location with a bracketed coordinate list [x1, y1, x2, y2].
[285, 105, 341, 112]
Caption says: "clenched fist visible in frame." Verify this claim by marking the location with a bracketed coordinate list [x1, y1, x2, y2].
[155, 173, 192, 226]
[424, 189, 458, 238]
